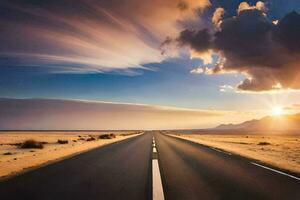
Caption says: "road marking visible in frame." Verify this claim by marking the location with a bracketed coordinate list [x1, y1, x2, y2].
[152, 137, 165, 200]
[211, 147, 232, 155]
[152, 160, 165, 200]
[251, 162, 300, 181]
[153, 147, 157, 153]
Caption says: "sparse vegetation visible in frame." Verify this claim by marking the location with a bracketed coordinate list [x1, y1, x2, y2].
[120, 132, 139, 136]
[99, 133, 116, 139]
[258, 142, 271, 146]
[20, 140, 44, 149]
[86, 137, 96, 141]
[40, 141, 49, 145]
[0, 131, 135, 177]
[57, 139, 68, 144]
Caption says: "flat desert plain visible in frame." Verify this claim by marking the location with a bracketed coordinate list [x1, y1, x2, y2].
[171, 133, 300, 174]
[0, 131, 139, 178]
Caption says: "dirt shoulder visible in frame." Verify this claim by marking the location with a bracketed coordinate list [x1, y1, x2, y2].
[169, 133, 300, 174]
[0, 131, 140, 178]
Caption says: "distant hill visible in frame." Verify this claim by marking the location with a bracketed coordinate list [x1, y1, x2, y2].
[214, 113, 300, 131]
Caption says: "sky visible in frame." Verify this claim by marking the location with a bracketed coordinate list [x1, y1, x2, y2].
[0, 0, 300, 129]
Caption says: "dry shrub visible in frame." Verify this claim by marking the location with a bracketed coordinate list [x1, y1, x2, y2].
[20, 140, 44, 149]
[99, 134, 116, 139]
[57, 139, 69, 144]
[258, 142, 271, 146]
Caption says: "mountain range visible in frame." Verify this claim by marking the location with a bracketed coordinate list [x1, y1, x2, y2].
[215, 113, 300, 132]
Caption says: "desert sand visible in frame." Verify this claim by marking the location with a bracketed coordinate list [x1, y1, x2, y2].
[0, 131, 140, 178]
[171, 133, 300, 174]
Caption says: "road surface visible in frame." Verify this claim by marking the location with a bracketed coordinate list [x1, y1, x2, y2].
[155, 133, 300, 200]
[0, 132, 299, 200]
[0, 133, 153, 200]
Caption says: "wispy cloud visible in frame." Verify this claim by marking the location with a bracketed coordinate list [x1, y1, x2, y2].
[219, 85, 234, 92]
[190, 67, 204, 74]
[0, 0, 209, 74]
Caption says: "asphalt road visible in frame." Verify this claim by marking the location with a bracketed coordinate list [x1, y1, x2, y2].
[0, 132, 299, 200]
[155, 133, 300, 200]
[0, 133, 153, 200]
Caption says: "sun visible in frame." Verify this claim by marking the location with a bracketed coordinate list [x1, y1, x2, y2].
[272, 106, 283, 116]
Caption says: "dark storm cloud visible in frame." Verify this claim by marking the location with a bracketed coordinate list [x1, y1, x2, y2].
[177, 3, 300, 92]
[208, 0, 300, 20]
[178, 29, 213, 53]
[275, 11, 300, 52]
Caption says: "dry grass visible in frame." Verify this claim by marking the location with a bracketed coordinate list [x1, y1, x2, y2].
[171, 133, 300, 174]
[0, 131, 140, 178]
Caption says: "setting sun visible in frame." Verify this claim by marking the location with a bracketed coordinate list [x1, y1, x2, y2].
[272, 106, 284, 116]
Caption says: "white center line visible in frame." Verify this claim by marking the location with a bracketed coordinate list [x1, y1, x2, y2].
[153, 147, 157, 153]
[251, 162, 300, 181]
[152, 137, 165, 200]
[152, 160, 165, 200]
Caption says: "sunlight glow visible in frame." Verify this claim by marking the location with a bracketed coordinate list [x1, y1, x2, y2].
[272, 106, 283, 116]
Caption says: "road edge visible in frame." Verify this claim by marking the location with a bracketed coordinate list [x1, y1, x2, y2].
[0, 133, 142, 182]
[167, 133, 300, 179]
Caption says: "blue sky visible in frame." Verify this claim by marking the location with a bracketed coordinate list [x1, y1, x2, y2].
[0, 55, 251, 110]
[0, 0, 300, 129]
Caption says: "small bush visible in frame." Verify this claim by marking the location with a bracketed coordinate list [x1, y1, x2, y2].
[40, 141, 49, 145]
[257, 142, 271, 146]
[57, 139, 68, 144]
[99, 134, 108, 139]
[20, 140, 44, 149]
[86, 137, 96, 141]
[99, 133, 116, 139]
[3, 152, 13, 155]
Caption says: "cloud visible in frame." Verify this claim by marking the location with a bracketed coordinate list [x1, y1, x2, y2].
[0, 0, 210, 73]
[285, 104, 300, 111]
[177, 1, 189, 11]
[212, 7, 225, 27]
[190, 67, 204, 74]
[219, 84, 234, 92]
[237, 1, 266, 14]
[178, 29, 212, 53]
[175, 2, 300, 92]
[0, 98, 260, 130]
[178, 28, 214, 64]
